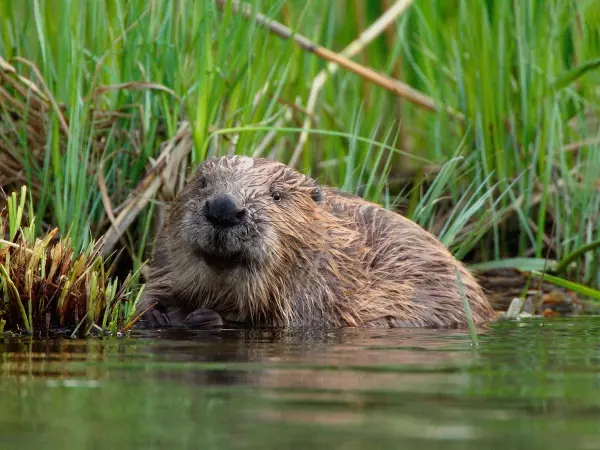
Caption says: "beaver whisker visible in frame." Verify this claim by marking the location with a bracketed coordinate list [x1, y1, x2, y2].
[250, 203, 277, 216]
[253, 218, 289, 226]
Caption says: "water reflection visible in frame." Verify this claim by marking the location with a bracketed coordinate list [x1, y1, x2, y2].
[1, 319, 600, 449]
[1, 327, 476, 389]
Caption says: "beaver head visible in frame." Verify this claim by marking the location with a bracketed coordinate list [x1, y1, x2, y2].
[175, 155, 325, 274]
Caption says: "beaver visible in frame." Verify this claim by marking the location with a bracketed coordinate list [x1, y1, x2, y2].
[136, 155, 496, 329]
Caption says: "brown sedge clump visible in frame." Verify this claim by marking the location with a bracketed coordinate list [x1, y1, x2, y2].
[0, 186, 143, 337]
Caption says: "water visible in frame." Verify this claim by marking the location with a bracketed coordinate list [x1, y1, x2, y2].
[1, 317, 600, 450]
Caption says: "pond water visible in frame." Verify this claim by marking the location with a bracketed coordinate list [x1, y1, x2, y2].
[1, 317, 600, 449]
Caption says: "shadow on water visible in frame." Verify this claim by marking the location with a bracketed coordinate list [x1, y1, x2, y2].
[1, 318, 600, 449]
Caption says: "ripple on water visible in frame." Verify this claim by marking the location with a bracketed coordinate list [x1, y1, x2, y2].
[1, 317, 600, 449]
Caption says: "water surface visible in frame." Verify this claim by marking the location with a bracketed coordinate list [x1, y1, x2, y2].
[1, 317, 600, 449]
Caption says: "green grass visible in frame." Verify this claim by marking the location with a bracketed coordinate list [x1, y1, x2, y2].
[1, 0, 600, 332]
[0, 187, 142, 336]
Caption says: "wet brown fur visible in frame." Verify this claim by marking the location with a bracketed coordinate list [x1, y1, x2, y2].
[136, 155, 496, 328]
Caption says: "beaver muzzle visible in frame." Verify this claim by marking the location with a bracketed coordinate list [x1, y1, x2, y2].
[194, 193, 252, 270]
[204, 194, 247, 228]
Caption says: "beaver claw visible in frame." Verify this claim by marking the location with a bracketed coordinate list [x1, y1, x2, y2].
[141, 307, 223, 329]
[141, 309, 170, 328]
[141, 307, 183, 328]
[184, 308, 224, 329]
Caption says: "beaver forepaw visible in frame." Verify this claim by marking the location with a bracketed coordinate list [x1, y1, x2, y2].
[183, 308, 224, 329]
[141, 309, 171, 328]
[139, 305, 186, 328]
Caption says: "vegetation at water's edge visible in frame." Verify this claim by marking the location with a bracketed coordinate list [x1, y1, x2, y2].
[0, 186, 143, 336]
[1, 0, 600, 333]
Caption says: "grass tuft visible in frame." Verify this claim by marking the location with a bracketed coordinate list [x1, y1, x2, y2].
[0, 186, 141, 337]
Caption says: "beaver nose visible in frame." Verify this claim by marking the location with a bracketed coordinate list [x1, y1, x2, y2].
[204, 194, 247, 227]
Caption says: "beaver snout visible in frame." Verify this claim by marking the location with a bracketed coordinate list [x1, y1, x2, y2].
[204, 194, 247, 228]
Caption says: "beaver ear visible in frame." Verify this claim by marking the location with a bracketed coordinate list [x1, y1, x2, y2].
[311, 185, 324, 204]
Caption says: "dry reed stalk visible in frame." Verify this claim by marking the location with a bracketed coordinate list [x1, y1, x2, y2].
[214, 1, 465, 139]
[289, 0, 415, 167]
[0, 57, 58, 197]
[100, 122, 196, 256]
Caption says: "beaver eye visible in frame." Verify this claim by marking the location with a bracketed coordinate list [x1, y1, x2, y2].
[311, 186, 323, 203]
[198, 176, 207, 189]
[271, 191, 282, 202]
